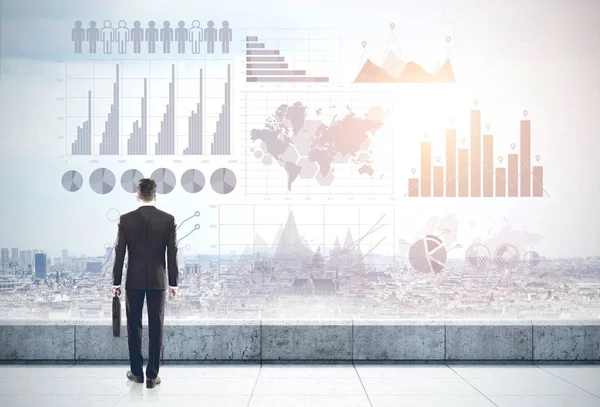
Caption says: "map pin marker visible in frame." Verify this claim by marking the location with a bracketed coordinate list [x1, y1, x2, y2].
[411, 168, 416, 175]
[535, 155, 540, 162]
[486, 124, 491, 131]
[436, 156, 441, 163]
[498, 156, 504, 164]
[446, 36, 452, 44]
[390, 22, 395, 30]
[523, 110, 528, 118]
[473, 99, 479, 107]
[511, 143, 516, 151]
[362, 40, 367, 48]
[461, 138, 466, 145]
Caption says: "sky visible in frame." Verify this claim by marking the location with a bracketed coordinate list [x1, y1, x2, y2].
[0, 0, 599, 258]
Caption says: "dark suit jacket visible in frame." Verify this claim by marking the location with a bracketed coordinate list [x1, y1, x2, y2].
[112, 205, 178, 290]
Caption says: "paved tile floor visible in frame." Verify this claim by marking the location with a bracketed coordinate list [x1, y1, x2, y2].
[0, 364, 599, 406]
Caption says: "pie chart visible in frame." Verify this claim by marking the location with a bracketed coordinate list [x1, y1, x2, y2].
[120, 169, 144, 193]
[61, 170, 83, 192]
[524, 251, 541, 268]
[494, 243, 520, 269]
[181, 169, 205, 194]
[408, 235, 447, 274]
[89, 168, 116, 195]
[210, 168, 236, 194]
[151, 168, 176, 194]
[465, 243, 491, 269]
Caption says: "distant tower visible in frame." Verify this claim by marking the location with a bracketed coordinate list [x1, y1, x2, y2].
[0, 248, 8, 266]
[35, 253, 47, 279]
[312, 246, 325, 268]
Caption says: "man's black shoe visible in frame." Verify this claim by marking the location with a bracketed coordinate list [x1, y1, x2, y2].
[146, 376, 161, 388]
[126, 370, 144, 383]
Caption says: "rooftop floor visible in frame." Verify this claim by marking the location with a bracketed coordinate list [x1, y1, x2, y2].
[0, 364, 599, 406]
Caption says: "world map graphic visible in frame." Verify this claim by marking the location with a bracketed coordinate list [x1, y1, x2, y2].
[250, 102, 386, 191]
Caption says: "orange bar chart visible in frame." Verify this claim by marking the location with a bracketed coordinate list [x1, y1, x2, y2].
[406, 109, 545, 198]
[458, 148, 469, 197]
[508, 154, 518, 197]
[433, 166, 444, 197]
[496, 168, 506, 197]
[483, 134, 494, 197]
[520, 120, 531, 197]
[533, 166, 543, 197]
[446, 129, 456, 197]
[421, 141, 431, 197]
[408, 178, 419, 197]
[471, 109, 481, 197]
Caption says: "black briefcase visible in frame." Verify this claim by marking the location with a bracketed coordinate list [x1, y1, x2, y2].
[112, 292, 121, 337]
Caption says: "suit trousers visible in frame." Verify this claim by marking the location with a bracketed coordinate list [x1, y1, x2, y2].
[125, 289, 166, 379]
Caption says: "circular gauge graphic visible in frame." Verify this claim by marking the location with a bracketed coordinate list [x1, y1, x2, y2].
[106, 208, 120, 222]
[210, 168, 236, 194]
[89, 168, 116, 195]
[151, 168, 176, 194]
[408, 235, 447, 274]
[181, 169, 205, 193]
[524, 251, 541, 268]
[121, 169, 144, 193]
[465, 243, 491, 269]
[62, 170, 83, 192]
[494, 243, 520, 268]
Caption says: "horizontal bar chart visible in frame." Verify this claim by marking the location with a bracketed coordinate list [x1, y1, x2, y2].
[243, 29, 339, 83]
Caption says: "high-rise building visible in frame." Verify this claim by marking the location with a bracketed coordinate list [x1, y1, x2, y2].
[1, 248, 9, 266]
[19, 251, 26, 264]
[62, 249, 69, 263]
[11, 248, 19, 261]
[34, 253, 47, 279]
[25, 251, 33, 266]
[46, 257, 51, 267]
[53, 257, 61, 266]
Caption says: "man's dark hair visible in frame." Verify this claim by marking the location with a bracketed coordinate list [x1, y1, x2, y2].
[137, 178, 157, 202]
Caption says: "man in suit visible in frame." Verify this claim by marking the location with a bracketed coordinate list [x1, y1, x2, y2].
[112, 178, 179, 389]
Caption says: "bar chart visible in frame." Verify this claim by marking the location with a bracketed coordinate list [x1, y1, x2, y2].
[63, 59, 233, 156]
[242, 28, 341, 83]
[406, 108, 547, 198]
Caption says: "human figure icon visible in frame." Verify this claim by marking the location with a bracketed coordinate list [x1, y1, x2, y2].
[189, 20, 203, 54]
[146, 21, 159, 54]
[101, 20, 115, 54]
[86, 21, 100, 53]
[131, 21, 144, 54]
[219, 21, 232, 53]
[160, 21, 173, 54]
[72, 21, 85, 53]
[116, 20, 129, 54]
[204, 20, 217, 54]
[175, 21, 188, 54]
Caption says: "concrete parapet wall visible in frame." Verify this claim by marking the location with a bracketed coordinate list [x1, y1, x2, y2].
[1, 320, 598, 362]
